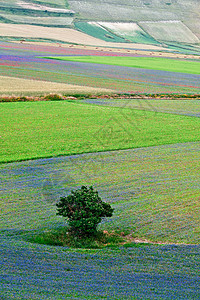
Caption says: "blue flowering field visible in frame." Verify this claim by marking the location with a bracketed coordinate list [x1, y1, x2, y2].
[0, 232, 199, 299]
[0, 140, 200, 299]
[1, 142, 200, 243]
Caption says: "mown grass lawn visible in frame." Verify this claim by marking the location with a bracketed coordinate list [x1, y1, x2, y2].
[48, 56, 200, 75]
[0, 100, 200, 163]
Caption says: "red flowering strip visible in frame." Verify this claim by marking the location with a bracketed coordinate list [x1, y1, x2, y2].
[0, 61, 21, 67]
[1, 41, 148, 57]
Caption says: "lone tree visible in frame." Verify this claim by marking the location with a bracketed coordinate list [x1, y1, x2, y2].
[56, 186, 114, 237]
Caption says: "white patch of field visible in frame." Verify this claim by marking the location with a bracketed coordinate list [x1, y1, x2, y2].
[99, 22, 143, 36]
[17, 1, 74, 13]
[0, 23, 165, 50]
[0, 76, 114, 95]
[88, 21, 105, 30]
[0, 14, 74, 26]
[139, 21, 200, 44]
[88, 21, 100, 27]
[98, 22, 157, 44]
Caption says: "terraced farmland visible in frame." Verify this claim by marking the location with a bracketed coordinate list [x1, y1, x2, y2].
[68, 0, 188, 22]
[1, 42, 200, 95]
[0, 96, 200, 294]
[0, 2, 200, 298]
[49, 55, 200, 75]
[68, 0, 200, 42]
[1, 0, 200, 47]
[75, 21, 160, 45]
[139, 20, 199, 44]
[0, 13, 74, 26]
[0, 139, 200, 298]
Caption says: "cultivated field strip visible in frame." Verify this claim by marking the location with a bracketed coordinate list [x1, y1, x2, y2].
[3, 40, 200, 58]
[52, 55, 200, 75]
[0, 0, 69, 10]
[1, 100, 200, 163]
[1, 42, 200, 94]
[0, 142, 199, 244]
[139, 21, 200, 44]
[0, 75, 114, 94]
[98, 22, 159, 44]
[68, 0, 186, 22]
[0, 232, 199, 299]
[0, 13, 74, 26]
[0, 23, 165, 49]
[68, 0, 200, 40]
[80, 98, 200, 118]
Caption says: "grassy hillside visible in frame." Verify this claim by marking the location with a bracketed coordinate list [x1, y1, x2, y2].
[68, 0, 200, 40]
[74, 22, 127, 43]
[140, 20, 199, 44]
[0, 13, 73, 26]
[68, 0, 196, 22]
[75, 21, 160, 45]
[0, 2, 199, 299]
[0, 140, 199, 244]
[0, 0, 199, 45]
[98, 22, 160, 45]
[0, 100, 200, 163]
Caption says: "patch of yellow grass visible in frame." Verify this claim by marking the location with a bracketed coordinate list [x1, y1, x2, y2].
[0, 76, 114, 95]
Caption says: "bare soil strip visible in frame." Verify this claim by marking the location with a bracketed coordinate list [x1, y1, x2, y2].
[0, 76, 114, 95]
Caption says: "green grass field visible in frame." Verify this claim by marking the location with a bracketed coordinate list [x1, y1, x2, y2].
[48, 56, 200, 75]
[0, 100, 200, 163]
